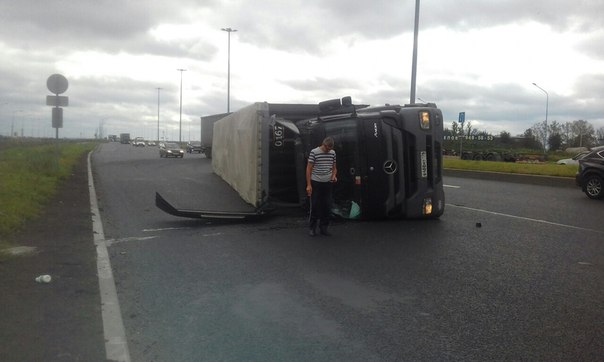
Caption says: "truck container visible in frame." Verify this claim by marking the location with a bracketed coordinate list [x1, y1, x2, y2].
[200, 112, 229, 158]
[157, 97, 445, 220]
[119, 133, 130, 144]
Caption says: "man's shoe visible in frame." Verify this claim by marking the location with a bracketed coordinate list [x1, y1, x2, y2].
[309, 229, 317, 237]
[319, 228, 332, 236]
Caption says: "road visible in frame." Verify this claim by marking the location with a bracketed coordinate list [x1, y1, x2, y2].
[92, 142, 603, 361]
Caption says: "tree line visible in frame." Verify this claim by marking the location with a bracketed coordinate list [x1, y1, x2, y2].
[444, 119, 604, 152]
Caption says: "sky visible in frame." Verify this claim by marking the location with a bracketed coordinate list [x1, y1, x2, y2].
[0, 0, 603, 141]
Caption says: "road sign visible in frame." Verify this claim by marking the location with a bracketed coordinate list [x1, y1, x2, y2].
[46, 95, 69, 107]
[52, 107, 63, 128]
[47, 74, 69, 94]
[458, 112, 465, 123]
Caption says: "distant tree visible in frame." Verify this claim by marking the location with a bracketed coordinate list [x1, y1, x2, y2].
[463, 121, 474, 137]
[530, 121, 547, 151]
[561, 122, 573, 148]
[548, 133, 562, 151]
[597, 127, 604, 143]
[571, 120, 595, 147]
[522, 128, 543, 150]
[450, 121, 459, 135]
[499, 131, 511, 144]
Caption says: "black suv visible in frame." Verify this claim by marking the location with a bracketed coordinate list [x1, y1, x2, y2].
[186, 141, 203, 153]
[576, 146, 604, 199]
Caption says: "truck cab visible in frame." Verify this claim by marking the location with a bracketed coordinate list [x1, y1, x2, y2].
[269, 98, 445, 219]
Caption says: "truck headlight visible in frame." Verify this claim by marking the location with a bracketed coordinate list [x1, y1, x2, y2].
[419, 111, 431, 130]
[423, 197, 433, 215]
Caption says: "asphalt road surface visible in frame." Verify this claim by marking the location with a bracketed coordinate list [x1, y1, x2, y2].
[92, 142, 603, 361]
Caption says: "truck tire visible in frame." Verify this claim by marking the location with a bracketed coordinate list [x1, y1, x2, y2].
[584, 175, 603, 199]
[485, 152, 501, 162]
[204, 148, 212, 159]
[473, 153, 483, 161]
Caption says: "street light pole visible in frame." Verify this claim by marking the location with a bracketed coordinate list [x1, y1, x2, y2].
[177, 69, 187, 143]
[221, 27, 237, 113]
[532, 82, 549, 152]
[156, 87, 162, 144]
[410, 0, 421, 104]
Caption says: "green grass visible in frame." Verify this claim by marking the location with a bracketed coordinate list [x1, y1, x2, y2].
[0, 140, 98, 251]
[443, 158, 578, 177]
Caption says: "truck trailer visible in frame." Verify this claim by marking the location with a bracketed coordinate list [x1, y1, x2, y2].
[119, 133, 130, 144]
[156, 97, 445, 220]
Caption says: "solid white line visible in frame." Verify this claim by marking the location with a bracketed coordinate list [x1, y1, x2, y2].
[88, 152, 131, 362]
[142, 227, 189, 232]
[447, 203, 604, 235]
[444, 184, 461, 188]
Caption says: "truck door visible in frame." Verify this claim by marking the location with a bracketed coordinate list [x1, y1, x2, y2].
[323, 120, 362, 219]
[360, 117, 406, 218]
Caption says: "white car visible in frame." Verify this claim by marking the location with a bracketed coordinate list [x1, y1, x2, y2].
[557, 151, 588, 165]
[133, 137, 146, 147]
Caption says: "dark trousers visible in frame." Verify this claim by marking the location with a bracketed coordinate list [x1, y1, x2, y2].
[309, 180, 333, 230]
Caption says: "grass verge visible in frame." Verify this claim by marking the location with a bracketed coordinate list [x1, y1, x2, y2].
[0, 140, 98, 252]
[443, 158, 578, 177]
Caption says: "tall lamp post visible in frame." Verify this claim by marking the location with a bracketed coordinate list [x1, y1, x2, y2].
[177, 69, 187, 143]
[156, 87, 162, 144]
[221, 27, 237, 113]
[532, 82, 549, 152]
[409, 0, 421, 104]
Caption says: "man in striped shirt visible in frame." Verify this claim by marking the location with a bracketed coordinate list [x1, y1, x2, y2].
[306, 137, 337, 236]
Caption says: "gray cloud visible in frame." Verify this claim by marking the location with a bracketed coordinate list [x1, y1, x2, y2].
[0, 0, 602, 139]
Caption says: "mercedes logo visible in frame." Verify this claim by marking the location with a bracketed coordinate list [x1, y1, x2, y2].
[383, 160, 397, 174]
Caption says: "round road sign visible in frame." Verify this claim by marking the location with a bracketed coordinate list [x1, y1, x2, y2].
[47, 74, 69, 94]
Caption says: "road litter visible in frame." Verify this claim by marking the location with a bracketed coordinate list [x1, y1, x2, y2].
[3, 246, 37, 256]
[35, 275, 52, 283]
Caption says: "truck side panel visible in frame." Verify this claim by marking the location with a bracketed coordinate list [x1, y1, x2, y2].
[212, 103, 269, 208]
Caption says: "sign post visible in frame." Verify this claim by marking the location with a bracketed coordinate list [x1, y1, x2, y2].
[458, 112, 466, 157]
[46, 74, 69, 139]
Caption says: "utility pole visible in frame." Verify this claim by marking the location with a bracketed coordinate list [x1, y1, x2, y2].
[221, 27, 237, 113]
[177, 69, 187, 143]
[532, 82, 549, 153]
[409, 0, 421, 104]
[156, 87, 162, 144]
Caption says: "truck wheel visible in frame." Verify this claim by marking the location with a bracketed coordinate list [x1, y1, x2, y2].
[584, 175, 603, 199]
[204, 148, 212, 159]
[473, 153, 483, 161]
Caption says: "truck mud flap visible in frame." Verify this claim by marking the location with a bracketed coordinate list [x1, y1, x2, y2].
[155, 192, 274, 221]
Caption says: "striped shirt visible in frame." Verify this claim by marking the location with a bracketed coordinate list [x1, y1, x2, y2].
[308, 146, 336, 182]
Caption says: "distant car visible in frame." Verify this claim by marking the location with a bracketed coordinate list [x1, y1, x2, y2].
[575, 147, 604, 199]
[133, 137, 146, 147]
[159, 142, 184, 158]
[186, 141, 203, 153]
[557, 151, 588, 165]
[147, 141, 156, 146]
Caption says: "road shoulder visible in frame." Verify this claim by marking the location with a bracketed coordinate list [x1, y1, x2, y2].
[0, 154, 105, 361]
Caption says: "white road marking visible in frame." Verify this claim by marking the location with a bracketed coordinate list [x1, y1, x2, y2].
[142, 227, 190, 232]
[448, 204, 604, 235]
[202, 232, 224, 237]
[444, 184, 461, 189]
[104, 236, 159, 247]
[88, 152, 131, 362]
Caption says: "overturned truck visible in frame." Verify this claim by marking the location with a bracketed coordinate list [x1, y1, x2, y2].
[157, 97, 445, 220]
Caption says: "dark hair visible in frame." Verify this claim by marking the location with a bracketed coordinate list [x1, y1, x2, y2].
[322, 137, 334, 148]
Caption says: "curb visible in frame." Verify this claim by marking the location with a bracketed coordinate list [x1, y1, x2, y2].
[443, 169, 577, 188]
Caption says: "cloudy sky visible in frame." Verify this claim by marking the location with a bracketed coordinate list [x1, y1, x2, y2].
[0, 0, 602, 140]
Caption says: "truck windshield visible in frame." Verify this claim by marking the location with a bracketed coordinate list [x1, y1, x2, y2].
[324, 120, 361, 219]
